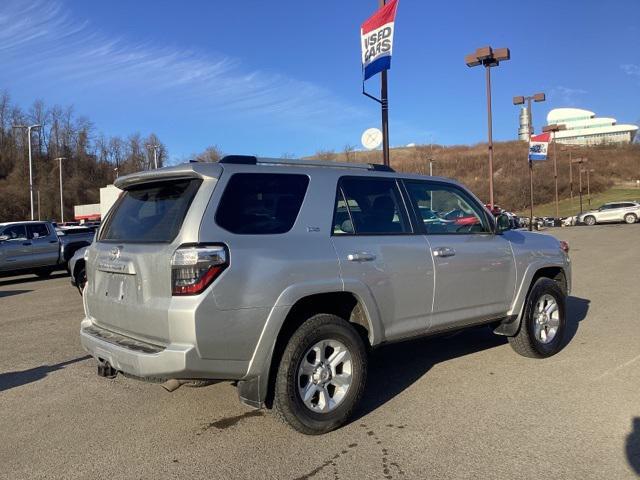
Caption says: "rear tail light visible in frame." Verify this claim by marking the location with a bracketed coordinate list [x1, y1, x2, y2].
[559, 240, 570, 254]
[171, 245, 228, 296]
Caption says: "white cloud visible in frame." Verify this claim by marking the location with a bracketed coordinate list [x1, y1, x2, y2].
[549, 86, 587, 105]
[621, 64, 640, 78]
[0, 1, 363, 124]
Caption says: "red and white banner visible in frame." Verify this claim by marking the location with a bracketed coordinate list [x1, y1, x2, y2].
[361, 0, 399, 80]
[529, 132, 551, 161]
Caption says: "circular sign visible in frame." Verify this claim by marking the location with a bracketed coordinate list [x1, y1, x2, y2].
[361, 128, 383, 150]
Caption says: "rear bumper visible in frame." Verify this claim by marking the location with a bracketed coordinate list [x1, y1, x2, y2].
[80, 319, 248, 380]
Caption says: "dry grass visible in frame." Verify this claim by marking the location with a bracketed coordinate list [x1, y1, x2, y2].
[309, 141, 640, 212]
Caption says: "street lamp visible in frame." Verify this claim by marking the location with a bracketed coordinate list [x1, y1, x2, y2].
[572, 157, 588, 213]
[513, 93, 545, 231]
[146, 144, 160, 169]
[584, 168, 595, 207]
[54, 157, 67, 223]
[13, 124, 42, 220]
[542, 123, 567, 218]
[465, 46, 510, 209]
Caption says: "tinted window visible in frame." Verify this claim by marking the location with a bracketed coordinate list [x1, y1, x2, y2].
[405, 181, 489, 234]
[334, 177, 410, 235]
[1, 225, 27, 240]
[216, 173, 309, 234]
[100, 179, 202, 243]
[28, 223, 50, 239]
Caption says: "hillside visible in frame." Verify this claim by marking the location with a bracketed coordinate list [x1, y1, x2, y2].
[311, 141, 640, 214]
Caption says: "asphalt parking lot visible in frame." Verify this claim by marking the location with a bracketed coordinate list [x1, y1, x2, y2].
[1, 224, 639, 479]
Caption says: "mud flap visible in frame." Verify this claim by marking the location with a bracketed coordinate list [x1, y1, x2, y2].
[237, 376, 264, 409]
[493, 315, 520, 337]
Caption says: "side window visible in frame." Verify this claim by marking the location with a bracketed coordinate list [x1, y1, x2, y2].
[215, 173, 309, 235]
[28, 223, 50, 239]
[333, 177, 411, 235]
[404, 181, 490, 234]
[2, 225, 28, 240]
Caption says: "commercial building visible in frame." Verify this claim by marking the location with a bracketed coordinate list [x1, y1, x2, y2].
[543, 108, 638, 146]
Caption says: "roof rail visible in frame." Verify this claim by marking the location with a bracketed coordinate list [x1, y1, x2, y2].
[218, 155, 396, 172]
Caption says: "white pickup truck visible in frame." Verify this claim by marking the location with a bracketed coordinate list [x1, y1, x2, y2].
[0, 221, 94, 278]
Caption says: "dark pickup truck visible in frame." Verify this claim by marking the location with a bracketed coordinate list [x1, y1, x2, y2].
[0, 221, 94, 278]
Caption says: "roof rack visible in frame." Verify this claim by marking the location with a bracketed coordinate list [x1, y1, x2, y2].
[218, 155, 395, 172]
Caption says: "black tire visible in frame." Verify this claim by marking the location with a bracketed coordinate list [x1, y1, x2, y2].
[624, 213, 637, 224]
[75, 265, 87, 295]
[273, 314, 367, 435]
[508, 278, 567, 358]
[584, 215, 596, 226]
[35, 268, 52, 279]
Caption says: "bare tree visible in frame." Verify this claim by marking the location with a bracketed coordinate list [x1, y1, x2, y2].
[194, 145, 223, 163]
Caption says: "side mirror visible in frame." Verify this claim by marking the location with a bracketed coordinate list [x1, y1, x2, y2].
[496, 214, 511, 233]
[0, 234, 9, 242]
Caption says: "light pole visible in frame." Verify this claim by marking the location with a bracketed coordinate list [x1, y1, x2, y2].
[572, 157, 588, 213]
[542, 123, 567, 218]
[465, 46, 511, 209]
[513, 93, 545, 231]
[585, 168, 595, 206]
[146, 144, 160, 169]
[54, 157, 67, 223]
[13, 124, 42, 220]
[561, 145, 580, 207]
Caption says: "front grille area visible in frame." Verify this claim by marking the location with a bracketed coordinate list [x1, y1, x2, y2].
[84, 324, 165, 354]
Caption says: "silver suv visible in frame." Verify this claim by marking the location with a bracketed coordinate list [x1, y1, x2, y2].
[80, 156, 572, 434]
[577, 201, 640, 225]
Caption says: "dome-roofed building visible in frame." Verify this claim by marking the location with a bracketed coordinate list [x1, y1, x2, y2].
[543, 108, 638, 146]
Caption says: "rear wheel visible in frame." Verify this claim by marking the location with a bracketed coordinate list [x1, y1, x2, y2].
[624, 213, 637, 224]
[584, 215, 596, 226]
[509, 278, 567, 358]
[273, 314, 367, 435]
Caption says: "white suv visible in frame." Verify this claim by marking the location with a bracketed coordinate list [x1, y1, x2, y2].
[578, 202, 640, 225]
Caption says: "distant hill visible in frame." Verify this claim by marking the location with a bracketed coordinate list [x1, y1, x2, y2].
[308, 141, 640, 212]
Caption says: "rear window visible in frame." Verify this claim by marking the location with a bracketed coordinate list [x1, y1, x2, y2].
[100, 179, 202, 243]
[215, 173, 309, 234]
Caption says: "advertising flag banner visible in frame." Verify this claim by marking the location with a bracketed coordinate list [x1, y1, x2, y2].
[361, 0, 399, 80]
[528, 132, 551, 161]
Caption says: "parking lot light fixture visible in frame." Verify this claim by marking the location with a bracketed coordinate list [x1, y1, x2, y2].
[54, 157, 67, 223]
[513, 92, 546, 231]
[465, 46, 511, 209]
[12, 124, 42, 220]
[542, 123, 567, 218]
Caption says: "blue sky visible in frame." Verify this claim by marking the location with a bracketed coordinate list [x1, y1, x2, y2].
[0, 0, 638, 161]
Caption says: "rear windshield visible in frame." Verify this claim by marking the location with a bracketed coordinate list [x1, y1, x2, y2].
[215, 173, 309, 234]
[100, 179, 202, 243]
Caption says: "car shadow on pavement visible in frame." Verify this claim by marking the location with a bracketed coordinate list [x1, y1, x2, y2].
[0, 355, 91, 393]
[564, 296, 590, 346]
[353, 326, 508, 421]
[626, 418, 640, 475]
[0, 271, 68, 287]
[353, 296, 590, 422]
[0, 289, 32, 298]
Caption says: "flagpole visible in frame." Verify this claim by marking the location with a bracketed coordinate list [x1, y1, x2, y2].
[529, 158, 534, 231]
[379, 0, 390, 167]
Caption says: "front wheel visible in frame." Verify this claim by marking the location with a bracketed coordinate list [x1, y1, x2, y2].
[273, 314, 367, 435]
[624, 213, 637, 224]
[509, 278, 567, 358]
[583, 215, 596, 226]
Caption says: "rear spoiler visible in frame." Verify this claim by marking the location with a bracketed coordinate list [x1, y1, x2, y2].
[115, 163, 222, 190]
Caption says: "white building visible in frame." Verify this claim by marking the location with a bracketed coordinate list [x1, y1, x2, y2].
[544, 108, 638, 146]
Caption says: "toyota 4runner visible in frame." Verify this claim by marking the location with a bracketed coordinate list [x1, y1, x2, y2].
[80, 156, 571, 434]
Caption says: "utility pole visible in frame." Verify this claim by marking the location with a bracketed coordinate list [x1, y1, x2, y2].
[465, 46, 510, 209]
[55, 157, 66, 223]
[146, 144, 160, 169]
[37, 190, 41, 221]
[572, 157, 587, 214]
[13, 124, 42, 220]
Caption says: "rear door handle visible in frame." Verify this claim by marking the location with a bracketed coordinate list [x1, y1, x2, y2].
[347, 252, 376, 262]
[432, 247, 456, 258]
[22, 242, 32, 246]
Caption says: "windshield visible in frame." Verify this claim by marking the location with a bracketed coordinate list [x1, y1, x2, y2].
[100, 179, 202, 243]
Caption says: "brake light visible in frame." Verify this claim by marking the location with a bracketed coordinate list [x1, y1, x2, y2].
[171, 245, 228, 295]
[559, 240, 570, 254]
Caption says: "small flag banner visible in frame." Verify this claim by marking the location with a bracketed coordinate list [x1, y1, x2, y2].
[361, 0, 399, 81]
[529, 132, 551, 161]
